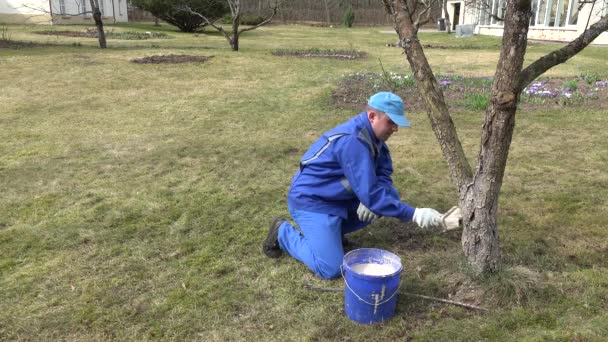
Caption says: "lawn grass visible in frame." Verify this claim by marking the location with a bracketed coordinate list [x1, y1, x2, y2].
[1, 22, 607, 340]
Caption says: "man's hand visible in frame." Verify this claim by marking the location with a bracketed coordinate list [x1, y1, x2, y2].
[357, 203, 379, 222]
[413, 208, 442, 229]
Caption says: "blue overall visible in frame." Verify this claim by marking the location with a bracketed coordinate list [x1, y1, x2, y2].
[277, 112, 416, 279]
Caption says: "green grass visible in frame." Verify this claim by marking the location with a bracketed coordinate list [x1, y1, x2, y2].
[462, 92, 490, 110]
[1, 23, 608, 340]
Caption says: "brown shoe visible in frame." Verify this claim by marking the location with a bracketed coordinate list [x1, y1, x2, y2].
[263, 217, 285, 258]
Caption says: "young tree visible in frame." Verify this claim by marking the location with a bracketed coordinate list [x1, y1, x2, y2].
[381, 0, 608, 273]
[88, 0, 107, 48]
[181, 0, 282, 51]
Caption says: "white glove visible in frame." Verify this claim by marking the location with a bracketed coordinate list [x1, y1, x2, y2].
[412, 208, 442, 229]
[357, 203, 379, 222]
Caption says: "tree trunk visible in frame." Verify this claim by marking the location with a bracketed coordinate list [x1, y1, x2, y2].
[443, 0, 451, 34]
[231, 12, 240, 51]
[461, 0, 531, 273]
[90, 0, 106, 49]
[383, 0, 529, 273]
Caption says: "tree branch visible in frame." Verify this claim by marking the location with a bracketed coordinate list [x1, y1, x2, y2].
[238, 2, 280, 34]
[303, 284, 489, 312]
[518, 15, 608, 91]
[414, 1, 433, 27]
[179, 6, 231, 42]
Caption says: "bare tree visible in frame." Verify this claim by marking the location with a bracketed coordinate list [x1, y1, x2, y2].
[182, 0, 282, 51]
[88, 0, 107, 48]
[382, 0, 608, 273]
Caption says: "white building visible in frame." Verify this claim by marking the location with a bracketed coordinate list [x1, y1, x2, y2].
[443, 0, 608, 44]
[0, 0, 128, 25]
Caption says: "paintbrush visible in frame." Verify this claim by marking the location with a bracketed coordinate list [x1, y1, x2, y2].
[441, 206, 462, 232]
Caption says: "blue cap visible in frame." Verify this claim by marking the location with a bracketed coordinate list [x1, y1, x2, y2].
[367, 92, 410, 127]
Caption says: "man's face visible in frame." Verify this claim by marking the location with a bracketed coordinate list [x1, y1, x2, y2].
[369, 110, 398, 141]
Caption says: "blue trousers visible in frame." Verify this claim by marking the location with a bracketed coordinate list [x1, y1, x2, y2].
[277, 202, 369, 279]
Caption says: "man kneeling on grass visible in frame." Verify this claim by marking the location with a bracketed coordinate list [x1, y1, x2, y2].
[263, 92, 443, 279]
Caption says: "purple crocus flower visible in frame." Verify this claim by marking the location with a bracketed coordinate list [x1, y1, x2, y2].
[596, 80, 608, 87]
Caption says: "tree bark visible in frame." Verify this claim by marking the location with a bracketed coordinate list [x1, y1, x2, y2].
[231, 11, 240, 51]
[460, 0, 532, 273]
[90, 0, 106, 49]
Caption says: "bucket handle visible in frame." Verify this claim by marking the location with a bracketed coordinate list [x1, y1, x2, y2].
[341, 266, 399, 306]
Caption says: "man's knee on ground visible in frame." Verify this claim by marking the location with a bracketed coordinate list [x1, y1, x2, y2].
[314, 260, 342, 280]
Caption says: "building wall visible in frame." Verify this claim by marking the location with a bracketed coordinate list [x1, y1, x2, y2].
[444, 0, 608, 45]
[0, 0, 128, 24]
[50, 0, 128, 24]
[0, 0, 52, 24]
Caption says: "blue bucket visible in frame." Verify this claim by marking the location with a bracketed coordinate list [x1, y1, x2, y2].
[342, 248, 402, 324]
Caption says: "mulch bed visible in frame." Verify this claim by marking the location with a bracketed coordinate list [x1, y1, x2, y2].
[0, 40, 44, 49]
[272, 49, 366, 60]
[34, 30, 97, 38]
[130, 54, 213, 64]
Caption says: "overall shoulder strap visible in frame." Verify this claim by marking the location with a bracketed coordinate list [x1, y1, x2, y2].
[357, 127, 378, 160]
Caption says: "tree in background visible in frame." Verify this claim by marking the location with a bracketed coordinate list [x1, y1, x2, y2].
[88, 0, 107, 48]
[342, 4, 355, 27]
[181, 0, 282, 51]
[442, 0, 451, 33]
[381, 0, 608, 274]
[131, 0, 229, 32]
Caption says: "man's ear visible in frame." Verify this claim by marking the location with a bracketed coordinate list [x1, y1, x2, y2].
[367, 109, 378, 122]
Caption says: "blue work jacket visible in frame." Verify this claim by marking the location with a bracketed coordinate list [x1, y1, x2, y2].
[288, 112, 416, 222]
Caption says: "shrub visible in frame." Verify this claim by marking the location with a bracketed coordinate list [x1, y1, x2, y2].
[222, 15, 266, 25]
[1, 25, 11, 42]
[563, 79, 578, 92]
[580, 71, 600, 85]
[130, 0, 229, 32]
[342, 6, 355, 28]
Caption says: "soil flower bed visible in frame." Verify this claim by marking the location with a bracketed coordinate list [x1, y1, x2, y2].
[130, 54, 213, 64]
[34, 29, 171, 40]
[271, 48, 366, 60]
[333, 72, 608, 111]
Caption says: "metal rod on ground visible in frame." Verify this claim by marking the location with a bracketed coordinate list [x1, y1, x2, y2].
[303, 284, 489, 312]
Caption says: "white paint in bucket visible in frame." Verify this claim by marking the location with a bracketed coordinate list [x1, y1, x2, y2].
[351, 263, 396, 276]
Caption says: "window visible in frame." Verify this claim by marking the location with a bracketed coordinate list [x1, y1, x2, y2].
[558, 0, 569, 26]
[567, 1, 578, 25]
[478, 0, 503, 26]
[533, 0, 580, 27]
[538, 0, 547, 25]
[531, 0, 538, 25]
[479, 0, 492, 25]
